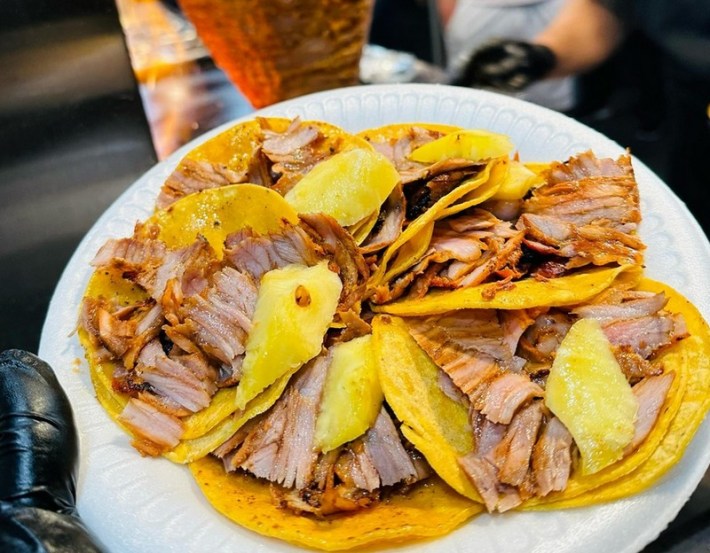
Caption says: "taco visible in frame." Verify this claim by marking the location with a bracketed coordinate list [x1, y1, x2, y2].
[366, 146, 644, 307]
[371, 272, 708, 513]
[356, 123, 517, 278]
[157, 116, 376, 208]
[76, 116, 710, 551]
[77, 183, 487, 549]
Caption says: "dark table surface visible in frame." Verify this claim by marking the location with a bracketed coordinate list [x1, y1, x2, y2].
[1, 1, 709, 551]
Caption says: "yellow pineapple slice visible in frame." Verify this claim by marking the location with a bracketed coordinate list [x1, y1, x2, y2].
[284, 148, 400, 226]
[316, 334, 383, 452]
[235, 262, 342, 409]
[314, 335, 383, 452]
[407, 129, 513, 164]
[546, 318, 638, 475]
[491, 159, 544, 201]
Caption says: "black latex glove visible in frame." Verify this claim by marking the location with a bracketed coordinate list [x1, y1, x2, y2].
[452, 38, 557, 92]
[0, 349, 108, 553]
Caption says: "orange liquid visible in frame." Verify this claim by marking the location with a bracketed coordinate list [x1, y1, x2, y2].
[178, 0, 374, 108]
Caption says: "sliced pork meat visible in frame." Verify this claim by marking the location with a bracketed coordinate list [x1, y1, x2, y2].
[531, 416, 573, 496]
[136, 390, 191, 418]
[473, 413, 507, 457]
[405, 162, 484, 219]
[499, 309, 538, 361]
[476, 373, 544, 425]
[489, 401, 544, 487]
[157, 158, 253, 209]
[407, 312, 506, 402]
[275, 408, 427, 516]
[169, 266, 258, 379]
[546, 150, 633, 183]
[518, 301, 685, 382]
[277, 451, 378, 516]
[259, 117, 335, 195]
[373, 209, 525, 303]
[572, 291, 669, 321]
[520, 151, 644, 270]
[407, 311, 543, 424]
[220, 353, 330, 489]
[603, 313, 689, 359]
[572, 290, 687, 379]
[300, 212, 370, 310]
[518, 310, 572, 364]
[139, 236, 217, 306]
[224, 223, 324, 281]
[360, 407, 418, 488]
[462, 405, 568, 510]
[401, 158, 483, 187]
[625, 372, 675, 454]
[91, 234, 167, 275]
[156, 117, 333, 208]
[519, 212, 645, 269]
[458, 453, 522, 513]
[136, 340, 217, 413]
[336, 445, 381, 493]
[261, 117, 320, 158]
[214, 351, 427, 516]
[612, 349, 661, 384]
[364, 125, 447, 176]
[359, 184, 406, 254]
[81, 297, 163, 369]
[332, 406, 422, 494]
[118, 397, 185, 456]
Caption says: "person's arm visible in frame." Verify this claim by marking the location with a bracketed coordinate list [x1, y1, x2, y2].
[534, 0, 626, 78]
[452, 0, 628, 92]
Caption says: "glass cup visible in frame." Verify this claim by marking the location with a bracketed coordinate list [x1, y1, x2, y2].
[176, 0, 374, 108]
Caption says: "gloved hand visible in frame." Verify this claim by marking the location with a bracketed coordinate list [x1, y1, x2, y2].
[452, 38, 557, 92]
[0, 349, 107, 553]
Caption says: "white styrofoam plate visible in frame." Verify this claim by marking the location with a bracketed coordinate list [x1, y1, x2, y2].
[40, 83, 710, 553]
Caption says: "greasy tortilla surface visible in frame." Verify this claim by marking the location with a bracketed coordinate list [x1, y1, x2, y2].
[189, 455, 484, 551]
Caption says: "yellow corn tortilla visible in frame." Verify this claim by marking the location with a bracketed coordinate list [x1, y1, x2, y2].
[371, 315, 481, 502]
[145, 183, 298, 255]
[374, 265, 642, 315]
[189, 455, 484, 551]
[356, 122, 463, 146]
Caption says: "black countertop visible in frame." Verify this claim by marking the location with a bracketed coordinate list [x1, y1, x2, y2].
[0, 1, 708, 551]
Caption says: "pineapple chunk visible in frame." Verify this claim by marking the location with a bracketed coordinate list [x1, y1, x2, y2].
[546, 318, 638, 475]
[491, 159, 543, 200]
[284, 148, 400, 227]
[234, 262, 342, 409]
[315, 335, 383, 452]
[407, 129, 513, 164]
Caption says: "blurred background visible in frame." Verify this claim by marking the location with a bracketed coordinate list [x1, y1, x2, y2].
[0, 1, 708, 549]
